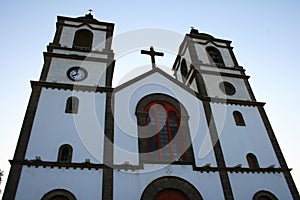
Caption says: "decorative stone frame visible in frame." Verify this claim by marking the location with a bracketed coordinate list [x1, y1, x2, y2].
[233, 110, 246, 126]
[135, 93, 195, 164]
[206, 46, 225, 67]
[41, 189, 76, 200]
[140, 176, 203, 200]
[57, 144, 73, 163]
[252, 190, 278, 200]
[65, 96, 79, 114]
[73, 29, 93, 51]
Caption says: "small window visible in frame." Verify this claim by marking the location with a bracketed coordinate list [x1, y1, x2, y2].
[219, 81, 236, 95]
[180, 59, 188, 78]
[58, 144, 73, 163]
[247, 153, 259, 169]
[73, 29, 93, 51]
[65, 97, 79, 114]
[206, 46, 225, 67]
[233, 111, 246, 126]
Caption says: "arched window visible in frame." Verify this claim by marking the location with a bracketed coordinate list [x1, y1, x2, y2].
[65, 96, 79, 114]
[73, 29, 93, 51]
[145, 102, 185, 161]
[58, 144, 73, 163]
[206, 46, 225, 67]
[180, 59, 188, 79]
[233, 111, 246, 126]
[136, 94, 194, 164]
[253, 190, 278, 200]
[41, 189, 76, 200]
[247, 153, 259, 169]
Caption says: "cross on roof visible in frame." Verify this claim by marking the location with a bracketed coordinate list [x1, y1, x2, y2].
[88, 9, 93, 14]
[141, 46, 164, 69]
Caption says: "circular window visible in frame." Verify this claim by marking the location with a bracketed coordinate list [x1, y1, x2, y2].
[219, 81, 236, 95]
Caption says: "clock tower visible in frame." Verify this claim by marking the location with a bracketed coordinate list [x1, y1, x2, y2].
[3, 13, 115, 199]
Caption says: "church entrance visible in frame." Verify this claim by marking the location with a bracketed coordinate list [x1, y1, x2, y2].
[155, 189, 189, 200]
[50, 196, 68, 200]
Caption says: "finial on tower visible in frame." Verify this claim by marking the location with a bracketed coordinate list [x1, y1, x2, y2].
[88, 9, 93, 14]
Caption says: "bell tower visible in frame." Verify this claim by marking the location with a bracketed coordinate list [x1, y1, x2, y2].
[3, 13, 115, 200]
[173, 28, 299, 199]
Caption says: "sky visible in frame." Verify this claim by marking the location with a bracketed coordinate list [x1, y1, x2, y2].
[1, 0, 300, 196]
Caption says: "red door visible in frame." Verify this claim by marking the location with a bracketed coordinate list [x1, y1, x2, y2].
[51, 196, 69, 200]
[155, 189, 189, 200]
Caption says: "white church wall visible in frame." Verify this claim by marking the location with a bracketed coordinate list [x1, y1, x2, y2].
[113, 72, 217, 167]
[229, 173, 293, 199]
[211, 103, 280, 168]
[25, 88, 106, 163]
[15, 167, 102, 200]
[59, 25, 107, 51]
[46, 57, 107, 87]
[114, 165, 224, 200]
[202, 74, 252, 101]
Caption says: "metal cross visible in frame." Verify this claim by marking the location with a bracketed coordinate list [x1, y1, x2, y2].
[88, 9, 93, 14]
[141, 46, 164, 69]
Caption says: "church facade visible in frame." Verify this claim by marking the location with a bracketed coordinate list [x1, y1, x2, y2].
[3, 14, 299, 200]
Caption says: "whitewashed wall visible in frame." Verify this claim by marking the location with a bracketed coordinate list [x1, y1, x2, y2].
[211, 103, 280, 168]
[114, 165, 224, 200]
[202, 74, 251, 101]
[113, 72, 217, 167]
[15, 167, 102, 200]
[46, 57, 107, 87]
[25, 88, 106, 163]
[229, 173, 293, 199]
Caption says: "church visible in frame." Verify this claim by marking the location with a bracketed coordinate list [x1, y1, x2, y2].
[3, 13, 299, 200]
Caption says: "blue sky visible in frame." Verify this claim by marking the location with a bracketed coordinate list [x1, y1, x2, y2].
[1, 0, 300, 195]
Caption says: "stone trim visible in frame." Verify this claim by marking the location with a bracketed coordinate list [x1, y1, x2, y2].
[41, 189, 76, 200]
[140, 176, 203, 200]
[10, 160, 106, 170]
[258, 106, 300, 199]
[105, 60, 115, 87]
[43, 52, 114, 63]
[253, 190, 279, 200]
[202, 101, 234, 199]
[241, 70, 257, 101]
[200, 96, 265, 107]
[39, 53, 52, 81]
[196, 68, 250, 79]
[47, 44, 115, 56]
[31, 81, 113, 93]
[187, 33, 232, 45]
[227, 44, 239, 67]
[102, 92, 114, 199]
[58, 15, 114, 27]
[194, 62, 245, 72]
[2, 85, 42, 200]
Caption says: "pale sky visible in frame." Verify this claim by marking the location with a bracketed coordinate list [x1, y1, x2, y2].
[1, 0, 300, 195]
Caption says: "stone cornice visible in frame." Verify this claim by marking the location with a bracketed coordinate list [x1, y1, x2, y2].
[31, 81, 113, 93]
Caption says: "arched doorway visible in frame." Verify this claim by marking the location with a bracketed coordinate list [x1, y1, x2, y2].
[50, 196, 69, 200]
[155, 189, 188, 200]
[140, 176, 203, 200]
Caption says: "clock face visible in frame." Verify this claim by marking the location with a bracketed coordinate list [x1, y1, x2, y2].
[67, 67, 87, 81]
